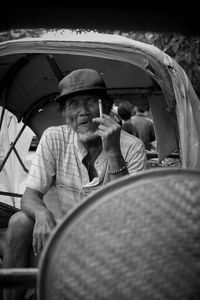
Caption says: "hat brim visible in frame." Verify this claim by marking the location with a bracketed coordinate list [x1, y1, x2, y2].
[55, 87, 107, 103]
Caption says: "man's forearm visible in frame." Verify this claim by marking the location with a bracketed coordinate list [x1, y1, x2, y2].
[21, 187, 48, 220]
[21, 187, 56, 256]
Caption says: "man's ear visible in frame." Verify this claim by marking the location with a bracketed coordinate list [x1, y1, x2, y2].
[109, 111, 122, 126]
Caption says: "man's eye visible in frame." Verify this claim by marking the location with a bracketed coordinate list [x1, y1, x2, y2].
[68, 100, 77, 107]
[88, 98, 97, 105]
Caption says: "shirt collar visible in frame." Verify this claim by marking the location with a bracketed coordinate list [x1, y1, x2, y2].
[74, 131, 88, 160]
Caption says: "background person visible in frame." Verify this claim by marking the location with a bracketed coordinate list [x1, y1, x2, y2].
[117, 102, 138, 136]
[131, 105, 156, 150]
[2, 69, 146, 300]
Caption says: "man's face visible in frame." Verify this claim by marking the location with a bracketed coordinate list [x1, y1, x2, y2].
[63, 93, 104, 142]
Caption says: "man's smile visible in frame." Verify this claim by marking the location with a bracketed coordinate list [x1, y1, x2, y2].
[79, 120, 89, 125]
[78, 118, 90, 127]
[76, 119, 93, 132]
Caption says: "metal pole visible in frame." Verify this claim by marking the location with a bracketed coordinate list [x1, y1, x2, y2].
[0, 123, 27, 173]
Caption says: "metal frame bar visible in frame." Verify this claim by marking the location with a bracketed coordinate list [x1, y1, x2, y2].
[0, 105, 6, 131]
[0, 191, 22, 198]
[46, 54, 64, 81]
[0, 268, 38, 288]
[12, 145, 29, 173]
[0, 123, 27, 173]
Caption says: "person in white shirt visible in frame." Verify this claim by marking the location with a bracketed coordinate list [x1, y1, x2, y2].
[2, 68, 146, 300]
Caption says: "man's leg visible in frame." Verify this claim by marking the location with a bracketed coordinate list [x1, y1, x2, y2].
[0, 228, 6, 260]
[2, 211, 34, 300]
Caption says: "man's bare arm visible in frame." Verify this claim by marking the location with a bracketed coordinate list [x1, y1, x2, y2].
[21, 187, 46, 218]
[21, 187, 56, 255]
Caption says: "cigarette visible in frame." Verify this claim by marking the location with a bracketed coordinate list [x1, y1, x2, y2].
[98, 99, 103, 118]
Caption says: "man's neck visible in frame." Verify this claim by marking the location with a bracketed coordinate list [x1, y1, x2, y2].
[82, 138, 103, 160]
[82, 138, 103, 181]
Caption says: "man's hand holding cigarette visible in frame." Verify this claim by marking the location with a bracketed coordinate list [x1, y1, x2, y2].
[93, 99, 122, 154]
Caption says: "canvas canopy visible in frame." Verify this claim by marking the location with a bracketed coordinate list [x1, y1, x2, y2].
[0, 31, 200, 168]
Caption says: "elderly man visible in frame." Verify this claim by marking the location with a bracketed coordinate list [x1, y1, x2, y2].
[3, 68, 146, 300]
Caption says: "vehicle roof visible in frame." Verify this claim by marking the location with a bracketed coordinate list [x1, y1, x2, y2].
[0, 32, 200, 168]
[0, 31, 165, 59]
[0, 32, 174, 121]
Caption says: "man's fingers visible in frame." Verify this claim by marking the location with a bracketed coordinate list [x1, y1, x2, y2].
[33, 233, 42, 256]
[92, 116, 104, 124]
[46, 216, 56, 230]
[46, 211, 57, 229]
[32, 211, 55, 255]
[93, 114, 120, 129]
[41, 231, 50, 250]
[32, 235, 37, 256]
[33, 230, 50, 255]
[36, 235, 43, 254]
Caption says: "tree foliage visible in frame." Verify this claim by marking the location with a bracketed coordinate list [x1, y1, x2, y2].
[153, 34, 200, 98]
[0, 29, 46, 42]
[113, 31, 200, 98]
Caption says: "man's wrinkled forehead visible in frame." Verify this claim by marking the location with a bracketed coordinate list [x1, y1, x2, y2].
[66, 93, 100, 102]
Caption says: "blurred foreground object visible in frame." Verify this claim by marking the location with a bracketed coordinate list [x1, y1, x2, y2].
[38, 168, 200, 300]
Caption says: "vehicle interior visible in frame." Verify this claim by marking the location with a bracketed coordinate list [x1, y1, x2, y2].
[0, 4, 200, 299]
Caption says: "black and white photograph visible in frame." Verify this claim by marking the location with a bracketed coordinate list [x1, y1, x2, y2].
[0, 2, 200, 300]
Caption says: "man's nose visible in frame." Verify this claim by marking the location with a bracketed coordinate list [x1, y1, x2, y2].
[78, 101, 90, 115]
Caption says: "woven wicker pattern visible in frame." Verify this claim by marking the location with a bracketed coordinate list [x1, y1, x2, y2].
[39, 169, 200, 300]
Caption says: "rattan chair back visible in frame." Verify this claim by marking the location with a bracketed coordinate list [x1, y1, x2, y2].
[38, 168, 200, 300]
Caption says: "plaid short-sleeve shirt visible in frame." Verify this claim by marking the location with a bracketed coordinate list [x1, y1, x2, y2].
[26, 125, 146, 218]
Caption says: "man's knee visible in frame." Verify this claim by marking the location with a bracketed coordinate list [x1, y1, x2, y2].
[7, 211, 34, 244]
